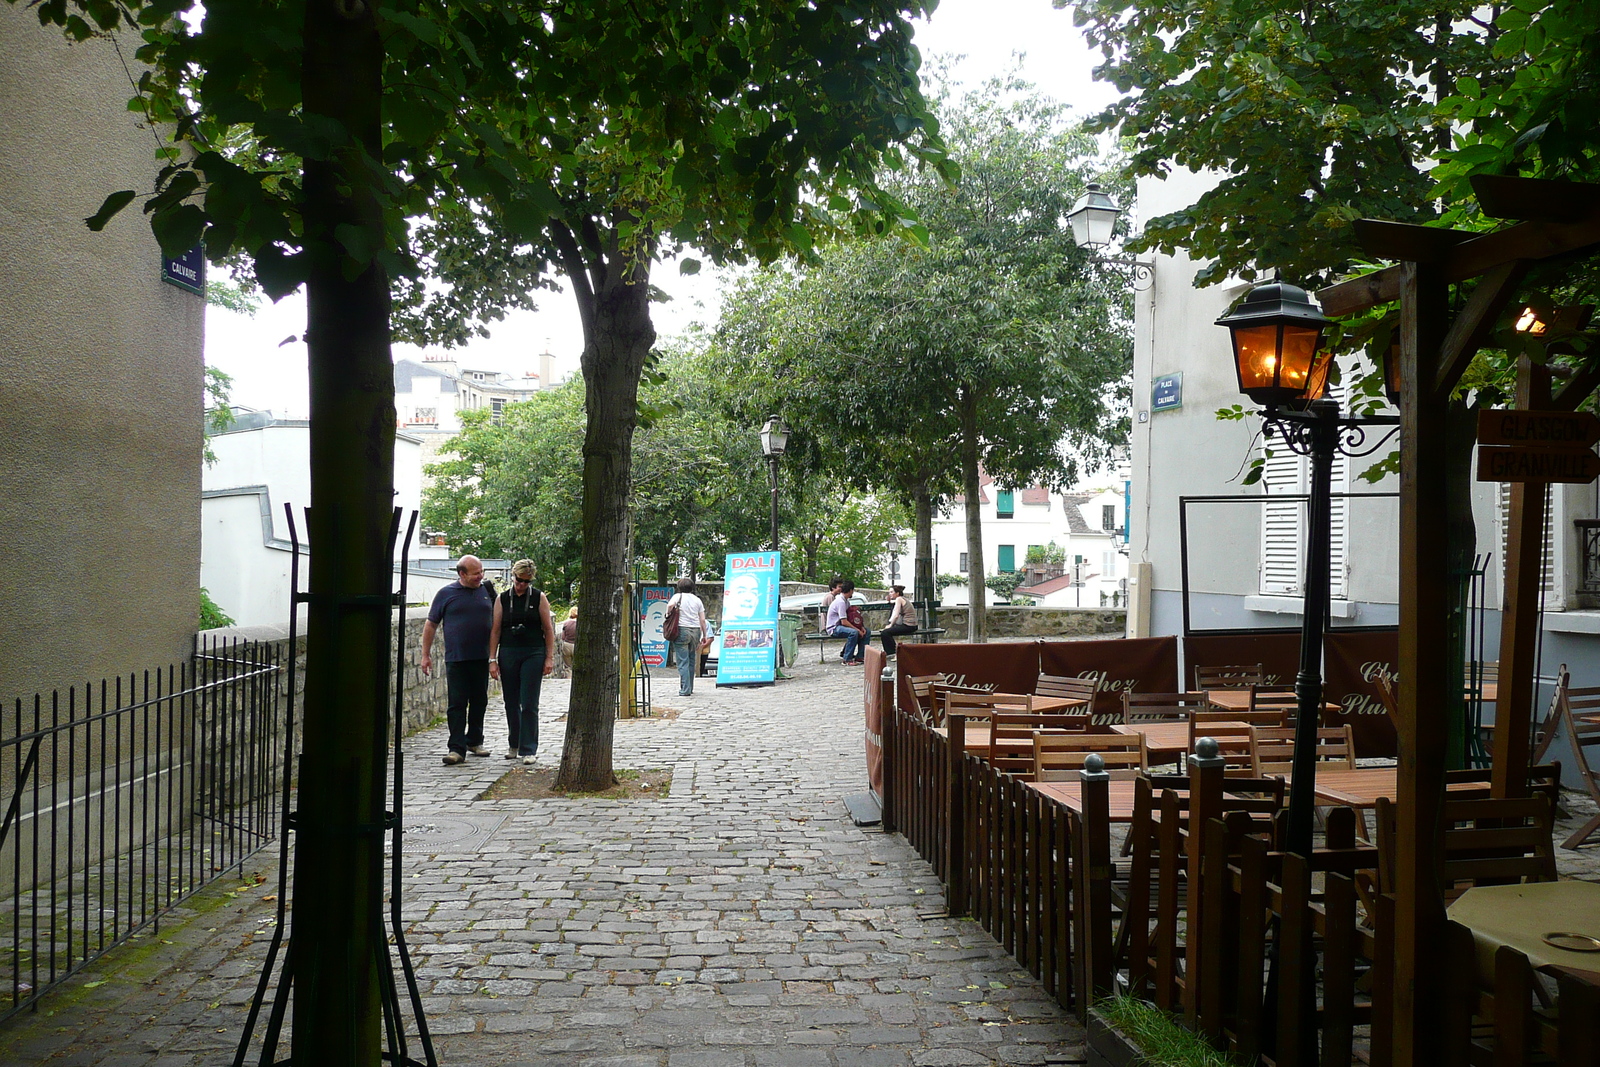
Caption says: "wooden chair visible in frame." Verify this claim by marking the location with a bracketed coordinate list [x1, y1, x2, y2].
[905, 673, 944, 722]
[1121, 691, 1209, 723]
[1248, 724, 1356, 778]
[1555, 671, 1600, 849]
[1187, 720, 1254, 774]
[1034, 673, 1100, 707]
[1193, 663, 1265, 690]
[1247, 685, 1299, 726]
[930, 683, 990, 726]
[1032, 732, 1148, 781]
[1375, 793, 1558, 901]
[987, 712, 1087, 778]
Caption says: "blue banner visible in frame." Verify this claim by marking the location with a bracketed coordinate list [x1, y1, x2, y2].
[638, 585, 674, 666]
[715, 551, 780, 686]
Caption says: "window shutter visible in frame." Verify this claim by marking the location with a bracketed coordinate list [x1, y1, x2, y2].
[1260, 448, 1305, 595]
[1498, 482, 1555, 595]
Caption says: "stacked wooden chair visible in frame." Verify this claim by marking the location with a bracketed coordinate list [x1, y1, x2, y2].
[1555, 668, 1600, 849]
[1121, 691, 1209, 723]
[1192, 663, 1266, 690]
[986, 710, 1089, 778]
[1032, 732, 1147, 781]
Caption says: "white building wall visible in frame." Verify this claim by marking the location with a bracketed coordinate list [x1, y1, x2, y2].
[201, 423, 432, 627]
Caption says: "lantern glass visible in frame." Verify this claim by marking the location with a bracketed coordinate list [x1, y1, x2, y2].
[760, 415, 789, 457]
[1383, 341, 1401, 405]
[1067, 184, 1120, 249]
[1232, 323, 1321, 404]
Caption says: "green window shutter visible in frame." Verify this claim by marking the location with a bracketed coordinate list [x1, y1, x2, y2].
[996, 490, 1014, 518]
[998, 545, 1016, 572]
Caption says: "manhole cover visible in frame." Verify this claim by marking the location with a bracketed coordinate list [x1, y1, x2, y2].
[395, 813, 507, 850]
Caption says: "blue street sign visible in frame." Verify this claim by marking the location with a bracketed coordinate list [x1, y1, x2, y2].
[162, 245, 206, 295]
[1152, 373, 1183, 411]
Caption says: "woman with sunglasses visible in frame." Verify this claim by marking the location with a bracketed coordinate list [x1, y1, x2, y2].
[488, 559, 556, 764]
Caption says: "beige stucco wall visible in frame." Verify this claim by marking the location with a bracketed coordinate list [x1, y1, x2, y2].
[0, 15, 205, 702]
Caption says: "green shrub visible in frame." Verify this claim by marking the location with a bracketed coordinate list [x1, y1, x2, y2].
[200, 588, 236, 631]
[1096, 996, 1245, 1067]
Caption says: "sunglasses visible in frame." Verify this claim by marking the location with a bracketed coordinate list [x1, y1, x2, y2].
[513, 575, 532, 583]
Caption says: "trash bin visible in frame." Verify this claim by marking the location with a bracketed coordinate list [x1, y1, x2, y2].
[778, 612, 803, 668]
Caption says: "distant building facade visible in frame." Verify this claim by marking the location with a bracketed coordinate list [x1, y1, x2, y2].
[1, 15, 205, 700]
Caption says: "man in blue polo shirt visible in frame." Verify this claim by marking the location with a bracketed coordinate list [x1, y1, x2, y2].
[421, 555, 496, 765]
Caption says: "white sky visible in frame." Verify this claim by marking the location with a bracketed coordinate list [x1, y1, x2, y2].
[205, 0, 1120, 417]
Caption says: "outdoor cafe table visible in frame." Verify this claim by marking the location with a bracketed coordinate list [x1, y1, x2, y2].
[1111, 720, 1250, 764]
[1311, 766, 1492, 809]
[1027, 778, 1149, 822]
[1447, 881, 1600, 980]
[1203, 689, 1341, 720]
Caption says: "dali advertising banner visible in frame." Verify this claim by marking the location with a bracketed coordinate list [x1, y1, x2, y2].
[715, 552, 780, 686]
[1038, 637, 1179, 726]
[638, 585, 674, 667]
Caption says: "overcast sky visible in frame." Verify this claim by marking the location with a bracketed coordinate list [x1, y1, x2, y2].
[205, 0, 1120, 417]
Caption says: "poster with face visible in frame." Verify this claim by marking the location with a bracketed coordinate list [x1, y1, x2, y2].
[638, 585, 674, 666]
[715, 552, 780, 686]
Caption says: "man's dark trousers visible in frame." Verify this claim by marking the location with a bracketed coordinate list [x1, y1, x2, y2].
[445, 659, 490, 755]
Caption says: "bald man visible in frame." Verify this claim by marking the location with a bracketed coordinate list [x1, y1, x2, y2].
[421, 555, 497, 765]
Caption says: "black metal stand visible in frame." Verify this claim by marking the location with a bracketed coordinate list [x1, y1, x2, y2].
[1260, 399, 1399, 855]
[232, 505, 436, 1067]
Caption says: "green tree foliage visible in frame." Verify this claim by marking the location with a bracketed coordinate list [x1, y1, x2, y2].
[202, 365, 234, 467]
[198, 587, 235, 630]
[716, 77, 1132, 638]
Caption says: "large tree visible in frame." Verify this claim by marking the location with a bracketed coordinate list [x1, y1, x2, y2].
[21, 0, 948, 1059]
[717, 78, 1132, 638]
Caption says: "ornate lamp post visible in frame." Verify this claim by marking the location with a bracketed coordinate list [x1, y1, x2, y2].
[759, 415, 789, 552]
[1217, 280, 1399, 856]
[886, 532, 903, 584]
[1067, 182, 1153, 289]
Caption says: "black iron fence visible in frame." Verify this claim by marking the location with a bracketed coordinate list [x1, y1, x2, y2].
[0, 636, 285, 1019]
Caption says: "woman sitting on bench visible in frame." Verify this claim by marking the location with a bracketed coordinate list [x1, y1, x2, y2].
[879, 583, 918, 657]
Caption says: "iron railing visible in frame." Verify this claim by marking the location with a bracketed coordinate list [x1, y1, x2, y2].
[1577, 519, 1600, 594]
[0, 636, 284, 1019]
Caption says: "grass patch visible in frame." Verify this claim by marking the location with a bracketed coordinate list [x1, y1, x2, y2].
[1096, 996, 1246, 1067]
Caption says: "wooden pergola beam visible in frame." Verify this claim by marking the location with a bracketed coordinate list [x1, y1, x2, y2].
[1319, 208, 1600, 317]
[1432, 260, 1531, 396]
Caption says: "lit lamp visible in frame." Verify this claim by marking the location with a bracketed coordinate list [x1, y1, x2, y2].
[760, 415, 789, 553]
[1067, 183, 1121, 249]
[1382, 339, 1402, 406]
[1215, 280, 1332, 409]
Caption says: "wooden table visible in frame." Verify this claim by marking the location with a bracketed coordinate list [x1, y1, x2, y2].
[1027, 778, 1149, 822]
[1312, 767, 1491, 810]
[1112, 720, 1250, 763]
[1204, 689, 1341, 719]
[1448, 881, 1600, 978]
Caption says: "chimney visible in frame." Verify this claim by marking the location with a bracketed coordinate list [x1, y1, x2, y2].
[539, 344, 555, 390]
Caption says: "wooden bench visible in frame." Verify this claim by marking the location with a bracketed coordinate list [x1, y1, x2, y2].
[801, 627, 946, 663]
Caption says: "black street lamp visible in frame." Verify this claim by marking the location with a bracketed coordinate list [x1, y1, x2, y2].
[1067, 182, 1153, 290]
[760, 415, 789, 552]
[1217, 280, 1399, 856]
[887, 532, 903, 583]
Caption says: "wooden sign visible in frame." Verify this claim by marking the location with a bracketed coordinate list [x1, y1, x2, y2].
[1477, 445, 1600, 483]
[1477, 409, 1600, 449]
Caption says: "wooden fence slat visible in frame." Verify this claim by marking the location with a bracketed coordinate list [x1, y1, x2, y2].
[1321, 873, 1357, 1067]
[1234, 834, 1269, 1064]
[1276, 852, 1313, 1067]
[1493, 945, 1532, 1067]
[1154, 789, 1182, 1012]
[1440, 920, 1476, 1067]
[1198, 815, 1229, 1042]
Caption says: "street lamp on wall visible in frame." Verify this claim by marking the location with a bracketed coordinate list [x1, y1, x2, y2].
[1217, 281, 1399, 857]
[1067, 182, 1153, 290]
[760, 415, 789, 553]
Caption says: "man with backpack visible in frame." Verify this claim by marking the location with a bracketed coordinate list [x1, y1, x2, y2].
[824, 579, 871, 664]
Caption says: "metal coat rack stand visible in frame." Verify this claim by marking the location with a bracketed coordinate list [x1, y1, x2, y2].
[232, 504, 436, 1067]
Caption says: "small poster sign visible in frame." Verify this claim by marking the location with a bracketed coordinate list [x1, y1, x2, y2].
[1152, 373, 1183, 412]
[162, 245, 206, 295]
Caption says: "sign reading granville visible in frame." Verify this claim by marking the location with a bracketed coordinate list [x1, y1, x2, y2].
[1477, 409, 1600, 449]
[1477, 445, 1600, 483]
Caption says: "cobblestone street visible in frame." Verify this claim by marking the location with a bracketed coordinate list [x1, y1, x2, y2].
[0, 657, 1083, 1067]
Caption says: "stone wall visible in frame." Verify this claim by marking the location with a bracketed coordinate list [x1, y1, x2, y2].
[203, 606, 468, 738]
[933, 606, 1126, 641]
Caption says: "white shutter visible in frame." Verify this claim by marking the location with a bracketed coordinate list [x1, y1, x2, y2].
[1326, 382, 1350, 600]
[1260, 448, 1305, 594]
[1498, 482, 1555, 596]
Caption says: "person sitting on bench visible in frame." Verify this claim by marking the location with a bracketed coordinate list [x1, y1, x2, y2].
[825, 579, 870, 664]
[879, 583, 918, 657]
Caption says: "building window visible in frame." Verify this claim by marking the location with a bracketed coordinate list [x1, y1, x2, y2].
[411, 406, 436, 425]
[1259, 436, 1349, 598]
[997, 545, 1016, 572]
[996, 490, 1014, 518]
[1102, 504, 1116, 531]
[958, 552, 968, 574]
[491, 397, 505, 422]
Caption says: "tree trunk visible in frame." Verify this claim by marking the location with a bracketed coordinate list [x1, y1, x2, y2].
[960, 387, 986, 642]
[293, 2, 390, 1063]
[654, 545, 670, 584]
[557, 268, 655, 792]
[913, 482, 937, 630]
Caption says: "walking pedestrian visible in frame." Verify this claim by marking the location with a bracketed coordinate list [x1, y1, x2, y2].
[420, 555, 496, 765]
[557, 606, 578, 678]
[879, 583, 918, 657]
[665, 578, 711, 696]
[489, 560, 555, 764]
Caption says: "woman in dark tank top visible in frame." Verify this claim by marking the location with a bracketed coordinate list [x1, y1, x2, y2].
[488, 559, 556, 763]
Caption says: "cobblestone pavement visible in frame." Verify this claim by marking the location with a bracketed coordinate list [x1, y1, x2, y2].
[0, 656, 1084, 1067]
